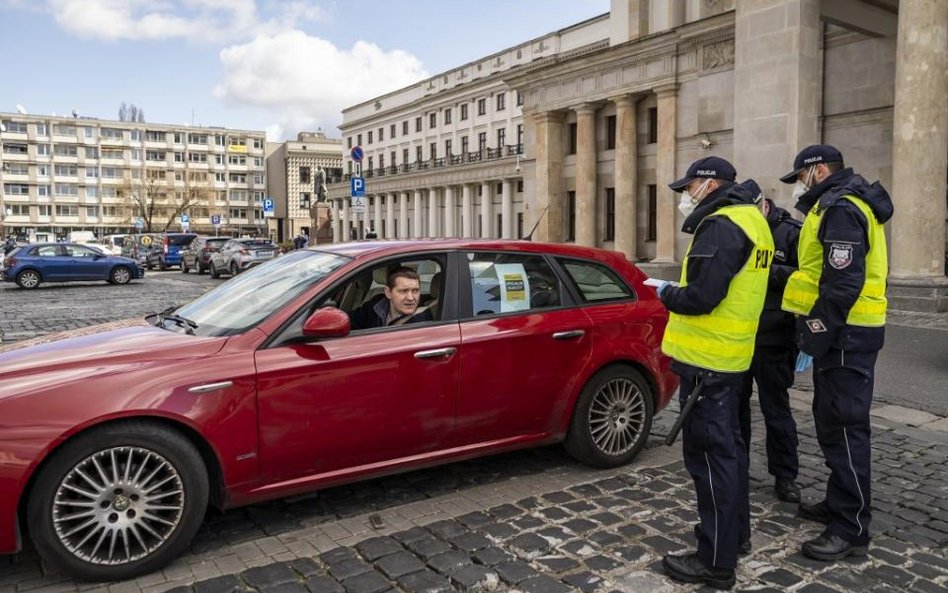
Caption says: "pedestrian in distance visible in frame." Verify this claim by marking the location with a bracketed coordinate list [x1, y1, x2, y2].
[734, 181, 804, 504]
[365, 227, 378, 240]
[3, 236, 16, 256]
[779, 144, 893, 561]
[653, 157, 774, 590]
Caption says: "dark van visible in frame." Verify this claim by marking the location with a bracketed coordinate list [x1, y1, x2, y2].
[146, 233, 198, 270]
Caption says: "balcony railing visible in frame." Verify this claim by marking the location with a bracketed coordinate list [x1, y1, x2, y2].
[330, 144, 524, 185]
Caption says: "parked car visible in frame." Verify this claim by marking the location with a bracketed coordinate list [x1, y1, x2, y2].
[1, 242, 144, 288]
[180, 236, 229, 274]
[146, 233, 198, 270]
[0, 240, 676, 580]
[209, 237, 278, 278]
[121, 233, 162, 265]
[96, 234, 126, 256]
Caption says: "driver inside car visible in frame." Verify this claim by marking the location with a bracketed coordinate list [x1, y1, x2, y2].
[348, 266, 435, 330]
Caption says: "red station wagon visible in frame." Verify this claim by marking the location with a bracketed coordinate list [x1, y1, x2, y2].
[0, 240, 677, 580]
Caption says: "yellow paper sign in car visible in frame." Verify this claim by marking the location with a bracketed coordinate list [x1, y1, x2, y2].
[495, 263, 530, 312]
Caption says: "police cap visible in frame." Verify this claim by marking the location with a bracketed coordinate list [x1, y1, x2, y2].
[779, 144, 844, 183]
[668, 156, 737, 193]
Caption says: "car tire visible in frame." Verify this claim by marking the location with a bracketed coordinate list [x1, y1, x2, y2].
[110, 266, 133, 285]
[26, 421, 209, 582]
[209, 262, 220, 279]
[563, 365, 654, 468]
[229, 261, 239, 276]
[16, 269, 42, 289]
[197, 263, 206, 275]
[158, 260, 168, 271]
[145, 260, 153, 271]
[181, 261, 189, 274]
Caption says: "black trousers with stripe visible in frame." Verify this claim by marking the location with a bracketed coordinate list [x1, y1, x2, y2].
[677, 367, 748, 569]
[812, 348, 877, 546]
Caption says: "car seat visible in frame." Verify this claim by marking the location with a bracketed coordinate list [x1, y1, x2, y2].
[425, 271, 443, 320]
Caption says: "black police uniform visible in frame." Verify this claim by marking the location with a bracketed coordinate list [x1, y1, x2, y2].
[660, 181, 754, 571]
[736, 194, 802, 492]
[792, 168, 893, 549]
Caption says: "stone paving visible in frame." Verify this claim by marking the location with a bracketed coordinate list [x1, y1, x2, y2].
[1, 274, 947, 593]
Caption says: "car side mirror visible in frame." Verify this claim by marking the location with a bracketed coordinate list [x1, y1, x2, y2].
[302, 306, 351, 339]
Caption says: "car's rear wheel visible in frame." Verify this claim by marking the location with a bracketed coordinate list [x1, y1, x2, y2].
[209, 261, 220, 279]
[229, 261, 239, 276]
[16, 269, 42, 289]
[564, 365, 654, 468]
[197, 262, 206, 275]
[27, 422, 209, 582]
[110, 266, 133, 285]
[158, 260, 168, 271]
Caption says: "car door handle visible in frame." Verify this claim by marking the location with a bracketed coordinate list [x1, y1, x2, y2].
[188, 380, 233, 394]
[552, 330, 585, 340]
[414, 347, 457, 360]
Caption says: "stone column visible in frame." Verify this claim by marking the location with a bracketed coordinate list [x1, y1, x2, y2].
[412, 190, 423, 238]
[444, 186, 456, 237]
[653, 85, 677, 263]
[889, 0, 948, 312]
[533, 111, 565, 242]
[399, 192, 409, 239]
[575, 104, 598, 247]
[385, 192, 395, 238]
[733, 0, 822, 207]
[501, 180, 514, 238]
[428, 188, 439, 238]
[480, 182, 492, 238]
[341, 197, 351, 242]
[372, 194, 382, 236]
[462, 184, 474, 237]
[614, 94, 638, 260]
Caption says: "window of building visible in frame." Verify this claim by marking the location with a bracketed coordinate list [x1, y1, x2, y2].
[429, 113, 437, 128]
[56, 204, 79, 216]
[367, 156, 373, 170]
[461, 136, 469, 154]
[189, 152, 208, 163]
[445, 139, 452, 157]
[647, 184, 657, 240]
[252, 138, 263, 149]
[402, 148, 409, 165]
[605, 188, 615, 241]
[567, 191, 576, 241]
[416, 145, 423, 162]
[53, 124, 77, 136]
[36, 144, 50, 156]
[3, 183, 29, 195]
[444, 108, 452, 124]
[478, 132, 487, 151]
[647, 107, 658, 144]
[390, 124, 396, 138]
[145, 130, 165, 142]
[516, 124, 524, 149]
[429, 142, 437, 160]
[517, 212, 524, 238]
[1, 120, 27, 133]
[517, 180, 524, 192]
[415, 117, 422, 132]
[357, 133, 362, 146]
[174, 152, 185, 162]
[9, 204, 29, 216]
[567, 123, 578, 155]
[402, 120, 409, 135]
[496, 93, 506, 111]
[379, 127, 384, 141]
[516, 91, 524, 106]
[85, 206, 99, 218]
[367, 130, 373, 144]
[460, 103, 469, 120]
[54, 164, 78, 176]
[35, 123, 48, 135]
[54, 144, 78, 157]
[378, 154, 385, 170]
[606, 115, 617, 150]
[299, 166, 311, 184]
[497, 128, 506, 149]
[38, 204, 52, 216]
[390, 151, 396, 167]
[86, 167, 99, 179]
[347, 137, 352, 148]
[477, 98, 487, 116]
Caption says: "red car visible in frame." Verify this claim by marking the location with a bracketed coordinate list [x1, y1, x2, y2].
[0, 240, 676, 581]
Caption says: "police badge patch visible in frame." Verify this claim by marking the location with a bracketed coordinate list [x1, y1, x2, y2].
[807, 318, 827, 333]
[829, 243, 853, 269]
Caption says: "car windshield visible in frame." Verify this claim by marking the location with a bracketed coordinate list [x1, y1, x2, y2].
[168, 250, 350, 336]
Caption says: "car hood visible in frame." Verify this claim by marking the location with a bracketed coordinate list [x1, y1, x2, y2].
[0, 319, 226, 397]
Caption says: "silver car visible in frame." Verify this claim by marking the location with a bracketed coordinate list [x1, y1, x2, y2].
[209, 238, 278, 278]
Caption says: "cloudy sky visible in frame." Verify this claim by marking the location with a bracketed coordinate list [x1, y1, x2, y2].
[0, 0, 609, 140]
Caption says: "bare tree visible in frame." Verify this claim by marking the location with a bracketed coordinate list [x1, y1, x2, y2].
[120, 172, 210, 233]
[118, 102, 146, 123]
[118, 102, 128, 122]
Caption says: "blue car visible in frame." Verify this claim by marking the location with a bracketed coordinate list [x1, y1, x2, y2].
[1, 243, 145, 289]
[146, 233, 198, 270]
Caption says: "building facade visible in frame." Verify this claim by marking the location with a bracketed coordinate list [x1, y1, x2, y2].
[265, 132, 343, 244]
[0, 115, 267, 241]
[329, 0, 946, 312]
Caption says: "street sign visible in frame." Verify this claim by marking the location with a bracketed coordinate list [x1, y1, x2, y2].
[350, 146, 364, 163]
[181, 214, 190, 223]
[134, 218, 144, 230]
[351, 196, 366, 214]
[211, 214, 221, 227]
[350, 176, 365, 197]
[263, 198, 275, 218]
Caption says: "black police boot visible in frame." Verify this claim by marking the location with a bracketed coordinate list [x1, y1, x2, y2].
[662, 553, 736, 590]
[802, 532, 868, 561]
[798, 500, 831, 523]
[693, 524, 751, 556]
[775, 478, 801, 503]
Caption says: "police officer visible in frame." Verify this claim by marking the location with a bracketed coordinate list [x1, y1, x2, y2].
[735, 182, 803, 503]
[779, 145, 893, 561]
[656, 157, 774, 590]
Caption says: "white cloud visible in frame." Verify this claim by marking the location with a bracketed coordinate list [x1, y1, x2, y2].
[44, 0, 327, 43]
[214, 31, 428, 138]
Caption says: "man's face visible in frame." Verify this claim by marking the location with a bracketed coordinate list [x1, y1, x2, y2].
[385, 277, 421, 317]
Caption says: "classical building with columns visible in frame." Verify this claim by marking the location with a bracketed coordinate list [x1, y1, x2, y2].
[328, 0, 946, 312]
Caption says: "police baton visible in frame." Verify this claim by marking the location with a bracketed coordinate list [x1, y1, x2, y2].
[664, 378, 705, 446]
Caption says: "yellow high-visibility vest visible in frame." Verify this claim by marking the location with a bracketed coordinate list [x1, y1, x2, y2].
[662, 205, 774, 373]
[781, 196, 887, 326]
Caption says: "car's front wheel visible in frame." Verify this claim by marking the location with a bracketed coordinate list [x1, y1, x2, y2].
[16, 269, 42, 289]
[229, 261, 240, 276]
[564, 365, 654, 468]
[27, 422, 209, 582]
[209, 261, 220, 279]
[110, 266, 133, 285]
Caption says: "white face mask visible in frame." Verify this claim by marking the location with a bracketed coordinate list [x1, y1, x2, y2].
[791, 167, 816, 201]
[678, 179, 710, 216]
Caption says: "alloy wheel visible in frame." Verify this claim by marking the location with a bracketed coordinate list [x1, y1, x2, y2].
[587, 377, 647, 456]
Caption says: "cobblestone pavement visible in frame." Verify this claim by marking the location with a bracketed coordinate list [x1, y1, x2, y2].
[1, 274, 947, 593]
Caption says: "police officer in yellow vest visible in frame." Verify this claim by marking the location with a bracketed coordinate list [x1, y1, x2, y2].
[655, 157, 773, 590]
[779, 145, 893, 561]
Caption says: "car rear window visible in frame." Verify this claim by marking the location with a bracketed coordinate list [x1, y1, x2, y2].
[206, 238, 229, 247]
[241, 240, 275, 247]
[168, 234, 197, 246]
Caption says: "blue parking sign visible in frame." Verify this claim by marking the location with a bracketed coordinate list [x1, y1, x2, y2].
[350, 176, 365, 197]
[181, 214, 190, 223]
[211, 214, 221, 226]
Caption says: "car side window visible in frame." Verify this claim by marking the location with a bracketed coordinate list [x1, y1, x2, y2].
[36, 245, 59, 257]
[63, 245, 98, 258]
[557, 258, 635, 303]
[465, 252, 561, 317]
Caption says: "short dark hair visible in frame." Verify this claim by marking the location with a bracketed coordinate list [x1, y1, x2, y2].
[387, 266, 419, 289]
[824, 161, 844, 173]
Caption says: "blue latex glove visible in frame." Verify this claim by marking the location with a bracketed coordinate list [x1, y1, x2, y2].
[795, 352, 813, 373]
[655, 280, 670, 297]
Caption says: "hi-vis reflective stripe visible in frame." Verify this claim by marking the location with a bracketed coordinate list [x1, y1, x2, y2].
[783, 273, 886, 318]
[663, 332, 753, 361]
